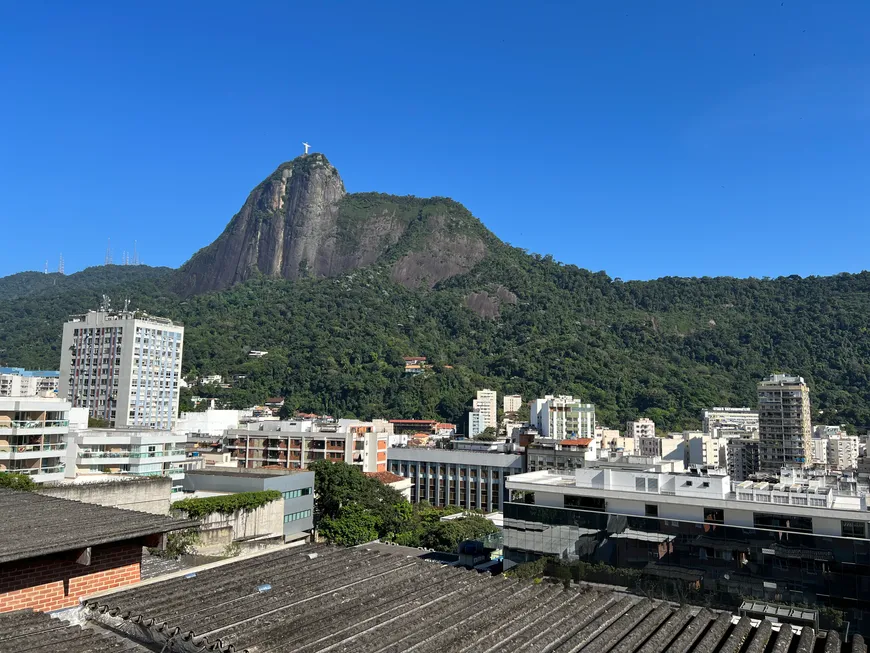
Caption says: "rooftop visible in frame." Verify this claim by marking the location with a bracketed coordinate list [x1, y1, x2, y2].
[0, 489, 197, 564]
[365, 470, 407, 484]
[0, 610, 151, 652]
[185, 468, 311, 479]
[80, 544, 860, 652]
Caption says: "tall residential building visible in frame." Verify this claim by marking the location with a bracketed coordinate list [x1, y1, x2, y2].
[0, 396, 70, 483]
[503, 394, 523, 414]
[626, 418, 656, 439]
[701, 407, 759, 438]
[757, 374, 811, 473]
[827, 435, 860, 471]
[530, 395, 595, 440]
[468, 409, 486, 438]
[226, 418, 391, 473]
[727, 437, 761, 481]
[473, 389, 497, 430]
[0, 368, 60, 397]
[65, 428, 187, 483]
[59, 308, 184, 430]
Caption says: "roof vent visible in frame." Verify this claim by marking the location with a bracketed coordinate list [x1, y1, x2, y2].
[184, 572, 197, 579]
[257, 583, 272, 593]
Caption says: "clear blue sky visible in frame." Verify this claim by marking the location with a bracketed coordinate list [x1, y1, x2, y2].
[1, 1, 868, 280]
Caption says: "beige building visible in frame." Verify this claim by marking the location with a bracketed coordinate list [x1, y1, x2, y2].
[0, 396, 70, 483]
[473, 389, 498, 430]
[757, 374, 811, 473]
[626, 418, 655, 439]
[503, 394, 523, 415]
[0, 368, 60, 398]
[827, 435, 859, 471]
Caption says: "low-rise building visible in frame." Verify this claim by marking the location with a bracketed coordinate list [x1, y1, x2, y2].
[686, 433, 721, 468]
[526, 438, 597, 473]
[504, 458, 870, 621]
[702, 407, 759, 438]
[828, 435, 860, 471]
[810, 439, 829, 466]
[65, 428, 187, 484]
[226, 418, 390, 473]
[0, 488, 194, 612]
[637, 434, 685, 462]
[0, 396, 70, 483]
[366, 470, 412, 501]
[0, 367, 60, 397]
[174, 409, 246, 437]
[387, 448, 524, 512]
[530, 395, 595, 440]
[181, 468, 314, 541]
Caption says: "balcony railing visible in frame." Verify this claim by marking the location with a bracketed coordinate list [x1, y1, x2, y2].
[8, 465, 65, 476]
[0, 420, 70, 429]
[79, 449, 186, 459]
[0, 443, 67, 453]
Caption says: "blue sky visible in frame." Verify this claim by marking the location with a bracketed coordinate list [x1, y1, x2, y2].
[1, 1, 867, 280]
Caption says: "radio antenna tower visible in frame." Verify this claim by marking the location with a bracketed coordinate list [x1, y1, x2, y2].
[58, 253, 64, 275]
[44, 260, 48, 275]
[105, 238, 113, 266]
[133, 240, 139, 265]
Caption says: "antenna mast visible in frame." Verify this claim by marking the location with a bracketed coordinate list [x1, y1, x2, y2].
[44, 260, 48, 275]
[105, 238, 113, 266]
[133, 240, 139, 265]
[58, 254, 64, 275]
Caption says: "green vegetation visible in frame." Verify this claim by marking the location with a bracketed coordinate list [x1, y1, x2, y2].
[5, 228, 870, 431]
[476, 427, 498, 441]
[0, 472, 36, 491]
[310, 460, 497, 551]
[149, 528, 201, 558]
[171, 490, 282, 518]
[88, 416, 110, 428]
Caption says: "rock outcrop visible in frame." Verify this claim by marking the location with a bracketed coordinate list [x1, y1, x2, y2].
[174, 154, 493, 295]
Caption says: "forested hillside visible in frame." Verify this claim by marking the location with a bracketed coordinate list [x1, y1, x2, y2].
[2, 254, 870, 432]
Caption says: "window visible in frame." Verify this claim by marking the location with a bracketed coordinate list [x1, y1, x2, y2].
[842, 521, 866, 539]
[704, 507, 724, 524]
[283, 509, 312, 523]
[645, 504, 658, 517]
[564, 495, 605, 511]
[282, 488, 312, 499]
[753, 512, 813, 534]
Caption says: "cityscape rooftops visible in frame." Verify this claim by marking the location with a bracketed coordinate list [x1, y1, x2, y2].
[78, 544, 860, 652]
[0, 610, 151, 652]
[0, 488, 197, 564]
[0, 367, 60, 378]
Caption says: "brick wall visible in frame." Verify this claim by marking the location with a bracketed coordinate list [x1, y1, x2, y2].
[0, 541, 142, 613]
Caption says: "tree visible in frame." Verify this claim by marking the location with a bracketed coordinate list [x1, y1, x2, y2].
[419, 515, 498, 552]
[476, 427, 497, 441]
[0, 472, 36, 491]
[88, 416, 110, 428]
[318, 503, 380, 546]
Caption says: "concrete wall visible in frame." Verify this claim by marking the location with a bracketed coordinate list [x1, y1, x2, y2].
[37, 477, 172, 515]
[174, 500, 284, 555]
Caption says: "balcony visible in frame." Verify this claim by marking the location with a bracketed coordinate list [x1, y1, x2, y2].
[0, 420, 70, 430]
[8, 465, 65, 476]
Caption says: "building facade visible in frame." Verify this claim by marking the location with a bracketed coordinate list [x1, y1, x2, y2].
[702, 407, 759, 439]
[468, 410, 486, 437]
[686, 434, 721, 468]
[0, 397, 69, 483]
[65, 429, 187, 483]
[504, 459, 870, 628]
[530, 395, 595, 440]
[727, 437, 761, 482]
[526, 438, 596, 473]
[637, 435, 685, 462]
[827, 436, 860, 471]
[0, 368, 59, 398]
[227, 419, 390, 473]
[626, 418, 656, 439]
[182, 468, 315, 540]
[473, 389, 498, 430]
[757, 374, 812, 473]
[503, 394, 523, 414]
[387, 448, 524, 512]
[59, 308, 184, 430]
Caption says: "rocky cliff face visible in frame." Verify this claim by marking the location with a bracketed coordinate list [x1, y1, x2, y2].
[174, 154, 493, 295]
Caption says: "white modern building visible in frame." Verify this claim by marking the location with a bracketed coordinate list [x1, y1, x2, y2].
[0, 368, 60, 398]
[530, 395, 595, 440]
[473, 389, 498, 430]
[503, 394, 523, 415]
[702, 407, 759, 438]
[65, 428, 187, 483]
[686, 433, 721, 468]
[468, 409, 486, 438]
[59, 307, 184, 430]
[174, 409, 248, 437]
[810, 439, 829, 466]
[626, 418, 656, 439]
[0, 396, 70, 482]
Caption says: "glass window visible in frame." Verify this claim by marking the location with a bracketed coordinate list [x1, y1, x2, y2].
[753, 512, 813, 534]
[645, 504, 658, 517]
[704, 507, 724, 524]
[842, 521, 866, 539]
[564, 495, 605, 511]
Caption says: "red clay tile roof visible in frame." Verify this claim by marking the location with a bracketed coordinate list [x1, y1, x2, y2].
[389, 419, 436, 424]
[562, 438, 593, 446]
[434, 423, 456, 429]
[365, 471, 407, 484]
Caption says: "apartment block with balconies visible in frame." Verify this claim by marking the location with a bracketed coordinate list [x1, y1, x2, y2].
[0, 397, 70, 482]
[66, 429, 187, 482]
[226, 419, 390, 473]
[758, 374, 812, 473]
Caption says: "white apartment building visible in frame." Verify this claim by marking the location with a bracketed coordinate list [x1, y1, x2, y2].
[174, 409, 248, 437]
[626, 418, 655, 439]
[503, 394, 523, 415]
[0, 396, 70, 483]
[468, 410, 486, 438]
[702, 407, 759, 438]
[686, 434, 721, 468]
[0, 368, 60, 397]
[810, 439, 829, 466]
[226, 418, 391, 473]
[637, 435, 685, 462]
[59, 308, 184, 430]
[827, 435, 860, 471]
[65, 429, 187, 482]
[473, 389, 497, 430]
[530, 395, 595, 440]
